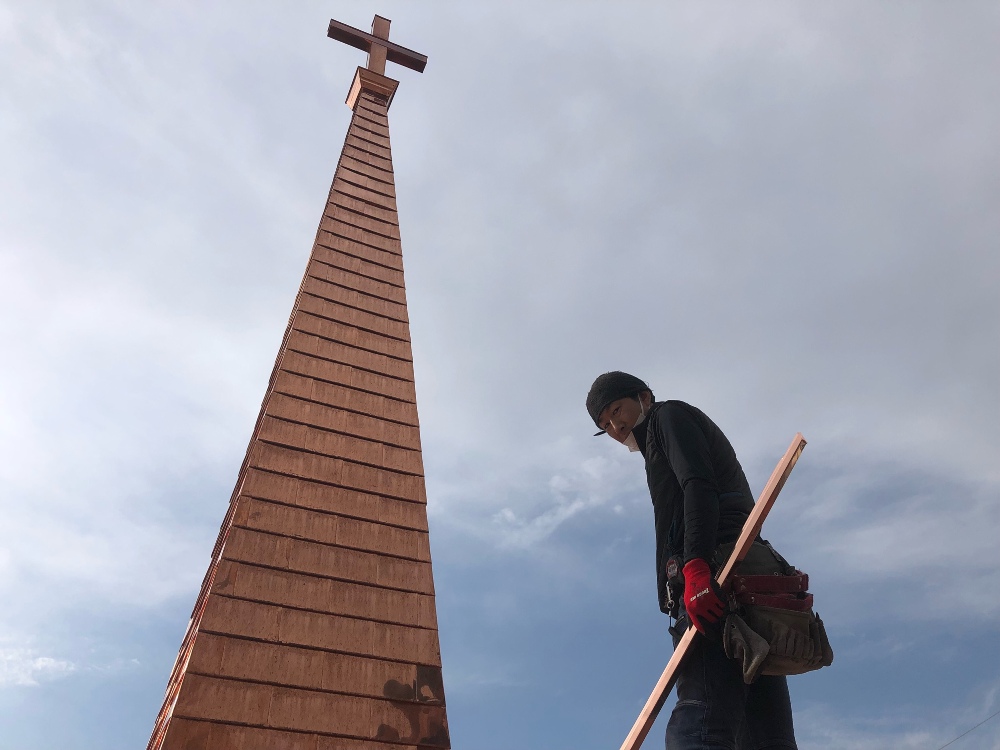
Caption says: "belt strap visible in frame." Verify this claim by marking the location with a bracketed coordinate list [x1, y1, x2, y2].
[731, 570, 809, 595]
[734, 591, 814, 611]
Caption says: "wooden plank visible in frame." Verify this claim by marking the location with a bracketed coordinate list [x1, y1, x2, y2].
[272, 371, 418, 425]
[240, 470, 428, 531]
[328, 185, 400, 226]
[320, 216, 401, 254]
[302, 274, 409, 322]
[357, 98, 391, 121]
[617, 433, 807, 750]
[340, 157, 398, 197]
[346, 125, 391, 150]
[199, 597, 441, 665]
[265, 393, 421, 449]
[332, 177, 398, 212]
[345, 133, 392, 162]
[717, 435, 807, 581]
[232, 497, 431, 560]
[187, 632, 423, 698]
[297, 294, 411, 342]
[311, 245, 404, 288]
[161, 718, 323, 750]
[257, 416, 425, 475]
[307, 260, 407, 305]
[327, 202, 401, 241]
[343, 142, 393, 171]
[210, 560, 438, 629]
[353, 120, 391, 143]
[171, 674, 446, 746]
[249, 444, 427, 504]
[293, 312, 413, 361]
[279, 350, 416, 404]
[281, 332, 414, 381]
[223, 522, 434, 591]
[352, 114, 391, 139]
[315, 229, 403, 271]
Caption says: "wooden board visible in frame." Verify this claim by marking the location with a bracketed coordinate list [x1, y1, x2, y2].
[617, 433, 807, 750]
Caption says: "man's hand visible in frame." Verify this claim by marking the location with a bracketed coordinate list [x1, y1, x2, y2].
[682, 558, 726, 634]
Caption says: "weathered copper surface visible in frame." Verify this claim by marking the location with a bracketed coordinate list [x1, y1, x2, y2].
[148, 16, 446, 750]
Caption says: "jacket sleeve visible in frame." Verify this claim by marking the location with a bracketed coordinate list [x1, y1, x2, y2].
[656, 403, 720, 564]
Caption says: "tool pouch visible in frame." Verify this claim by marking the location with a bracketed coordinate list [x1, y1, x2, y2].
[664, 555, 685, 620]
[714, 540, 834, 684]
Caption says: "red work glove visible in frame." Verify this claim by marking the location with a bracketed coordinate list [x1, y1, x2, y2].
[683, 558, 726, 635]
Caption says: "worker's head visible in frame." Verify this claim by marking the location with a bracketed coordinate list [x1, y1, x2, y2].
[586, 371, 654, 444]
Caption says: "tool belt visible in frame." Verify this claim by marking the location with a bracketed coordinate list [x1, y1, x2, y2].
[666, 539, 834, 684]
[714, 539, 834, 684]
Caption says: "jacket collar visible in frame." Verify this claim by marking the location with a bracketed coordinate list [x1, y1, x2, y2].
[634, 401, 664, 458]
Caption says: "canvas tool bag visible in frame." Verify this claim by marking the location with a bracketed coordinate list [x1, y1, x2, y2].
[713, 539, 834, 684]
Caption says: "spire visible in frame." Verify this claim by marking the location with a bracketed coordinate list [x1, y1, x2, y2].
[147, 16, 448, 749]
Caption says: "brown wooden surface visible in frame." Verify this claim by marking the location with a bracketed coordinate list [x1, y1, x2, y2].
[149, 71, 447, 750]
[326, 17, 427, 74]
[617, 433, 807, 750]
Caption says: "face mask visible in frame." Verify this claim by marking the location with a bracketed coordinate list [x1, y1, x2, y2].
[622, 400, 647, 453]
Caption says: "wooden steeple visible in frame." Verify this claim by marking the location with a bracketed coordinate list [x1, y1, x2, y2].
[147, 15, 449, 750]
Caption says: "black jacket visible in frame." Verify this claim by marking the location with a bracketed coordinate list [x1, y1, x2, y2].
[633, 400, 755, 613]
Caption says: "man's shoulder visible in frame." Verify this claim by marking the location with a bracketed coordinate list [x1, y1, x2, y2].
[650, 399, 702, 423]
[649, 401, 719, 443]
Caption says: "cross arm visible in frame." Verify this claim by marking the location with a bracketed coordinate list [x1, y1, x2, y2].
[327, 19, 427, 73]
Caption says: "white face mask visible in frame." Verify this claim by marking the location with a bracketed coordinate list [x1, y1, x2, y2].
[622, 400, 647, 453]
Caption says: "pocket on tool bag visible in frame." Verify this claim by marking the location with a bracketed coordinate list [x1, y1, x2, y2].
[811, 612, 834, 669]
[720, 538, 835, 679]
[714, 539, 794, 576]
[744, 605, 833, 676]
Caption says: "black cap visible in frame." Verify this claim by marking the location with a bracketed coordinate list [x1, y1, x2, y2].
[586, 371, 650, 435]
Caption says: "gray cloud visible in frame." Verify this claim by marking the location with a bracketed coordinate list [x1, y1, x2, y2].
[1, 1, 998, 748]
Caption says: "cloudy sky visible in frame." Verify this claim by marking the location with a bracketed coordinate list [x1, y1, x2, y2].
[1, 1, 999, 748]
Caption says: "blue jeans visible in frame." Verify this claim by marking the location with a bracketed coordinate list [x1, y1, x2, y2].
[666, 621, 797, 750]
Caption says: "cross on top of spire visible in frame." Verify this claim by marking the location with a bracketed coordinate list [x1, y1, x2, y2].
[327, 15, 427, 76]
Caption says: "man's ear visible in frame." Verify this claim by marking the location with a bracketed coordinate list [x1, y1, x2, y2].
[640, 390, 653, 408]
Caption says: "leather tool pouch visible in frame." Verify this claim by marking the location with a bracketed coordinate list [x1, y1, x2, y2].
[714, 540, 834, 684]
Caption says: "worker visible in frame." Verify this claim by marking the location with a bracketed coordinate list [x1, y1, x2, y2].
[587, 371, 797, 749]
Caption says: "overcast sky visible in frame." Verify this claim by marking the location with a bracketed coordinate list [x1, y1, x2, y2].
[1, 2, 999, 748]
